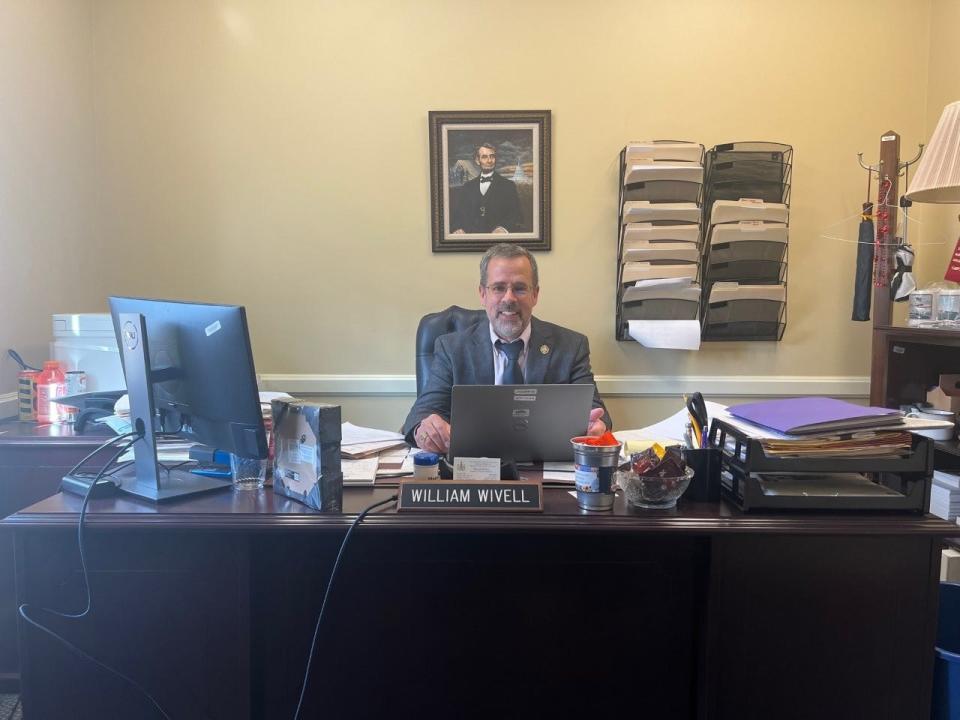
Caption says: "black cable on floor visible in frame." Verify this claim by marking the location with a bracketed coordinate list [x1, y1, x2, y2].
[293, 494, 398, 720]
[18, 436, 174, 720]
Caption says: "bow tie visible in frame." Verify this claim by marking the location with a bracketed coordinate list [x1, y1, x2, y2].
[479, 175, 493, 184]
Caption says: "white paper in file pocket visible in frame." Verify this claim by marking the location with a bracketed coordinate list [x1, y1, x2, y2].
[623, 244, 700, 264]
[709, 223, 788, 245]
[710, 200, 789, 225]
[625, 141, 704, 163]
[621, 262, 699, 284]
[625, 161, 704, 186]
[623, 223, 701, 244]
[621, 201, 701, 224]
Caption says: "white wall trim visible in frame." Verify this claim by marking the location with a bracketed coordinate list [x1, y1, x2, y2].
[0, 392, 18, 419]
[258, 374, 870, 398]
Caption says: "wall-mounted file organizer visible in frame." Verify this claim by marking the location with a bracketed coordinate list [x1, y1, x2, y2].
[700, 142, 793, 342]
[621, 285, 702, 321]
[706, 143, 793, 204]
[701, 283, 786, 340]
[616, 141, 705, 341]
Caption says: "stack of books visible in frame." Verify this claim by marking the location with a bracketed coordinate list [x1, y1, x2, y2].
[931, 470, 960, 521]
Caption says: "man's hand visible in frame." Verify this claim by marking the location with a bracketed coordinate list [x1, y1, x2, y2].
[587, 407, 607, 437]
[492, 226, 509, 233]
[415, 413, 451, 453]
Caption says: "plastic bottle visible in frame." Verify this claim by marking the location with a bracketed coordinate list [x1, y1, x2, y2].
[413, 452, 440, 480]
[36, 361, 67, 424]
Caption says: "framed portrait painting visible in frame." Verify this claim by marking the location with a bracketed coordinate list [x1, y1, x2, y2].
[429, 110, 551, 252]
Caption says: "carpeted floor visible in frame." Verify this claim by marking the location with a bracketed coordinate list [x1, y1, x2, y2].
[0, 694, 22, 720]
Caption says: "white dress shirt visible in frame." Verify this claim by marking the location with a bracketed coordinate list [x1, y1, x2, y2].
[489, 322, 532, 384]
[479, 173, 494, 196]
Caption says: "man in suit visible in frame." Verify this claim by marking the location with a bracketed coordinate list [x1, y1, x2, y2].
[450, 143, 523, 234]
[403, 243, 611, 453]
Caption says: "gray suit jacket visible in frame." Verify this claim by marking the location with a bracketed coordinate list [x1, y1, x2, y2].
[402, 316, 611, 444]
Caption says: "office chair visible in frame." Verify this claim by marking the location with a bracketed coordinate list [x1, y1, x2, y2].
[415, 305, 485, 396]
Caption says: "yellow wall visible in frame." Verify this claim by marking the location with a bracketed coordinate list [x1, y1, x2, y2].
[0, 1, 98, 399]
[89, 0, 930, 380]
[4, 0, 954, 429]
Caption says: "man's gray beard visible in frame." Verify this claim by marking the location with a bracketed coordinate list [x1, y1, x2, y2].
[494, 314, 523, 341]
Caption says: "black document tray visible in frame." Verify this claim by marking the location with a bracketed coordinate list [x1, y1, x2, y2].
[710, 419, 933, 512]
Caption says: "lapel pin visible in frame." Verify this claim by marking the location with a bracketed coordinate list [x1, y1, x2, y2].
[540, 344, 550, 355]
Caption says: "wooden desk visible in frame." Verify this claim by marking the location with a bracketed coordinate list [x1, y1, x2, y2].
[0, 420, 113, 692]
[4, 487, 958, 719]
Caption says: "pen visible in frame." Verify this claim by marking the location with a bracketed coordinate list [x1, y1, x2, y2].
[191, 468, 232, 479]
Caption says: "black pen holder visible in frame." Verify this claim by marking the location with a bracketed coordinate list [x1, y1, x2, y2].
[682, 447, 721, 503]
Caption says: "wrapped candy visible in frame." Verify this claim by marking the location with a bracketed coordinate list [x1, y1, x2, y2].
[630, 443, 687, 479]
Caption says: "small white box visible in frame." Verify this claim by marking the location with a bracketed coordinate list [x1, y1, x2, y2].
[51, 313, 125, 391]
[942, 548, 960, 582]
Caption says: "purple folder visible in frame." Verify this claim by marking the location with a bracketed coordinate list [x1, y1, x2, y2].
[727, 397, 902, 435]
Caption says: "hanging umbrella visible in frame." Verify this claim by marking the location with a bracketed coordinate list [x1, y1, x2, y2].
[852, 202, 874, 320]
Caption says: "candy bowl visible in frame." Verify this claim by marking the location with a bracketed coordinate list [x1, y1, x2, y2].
[616, 466, 694, 509]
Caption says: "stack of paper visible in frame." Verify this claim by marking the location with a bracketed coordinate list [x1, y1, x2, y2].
[539, 462, 577, 486]
[342, 447, 416, 486]
[259, 391, 294, 439]
[117, 439, 197, 464]
[340, 423, 411, 485]
[340, 422, 406, 458]
[931, 471, 960, 521]
[758, 432, 913, 459]
[757, 473, 901, 497]
[715, 400, 950, 459]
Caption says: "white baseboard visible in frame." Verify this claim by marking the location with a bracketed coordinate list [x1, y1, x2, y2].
[258, 374, 870, 398]
[0, 392, 17, 419]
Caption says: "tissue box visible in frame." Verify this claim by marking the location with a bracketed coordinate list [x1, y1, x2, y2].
[271, 399, 342, 512]
[927, 374, 960, 413]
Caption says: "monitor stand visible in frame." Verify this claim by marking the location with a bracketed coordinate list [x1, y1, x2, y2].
[111, 464, 231, 501]
[114, 312, 233, 502]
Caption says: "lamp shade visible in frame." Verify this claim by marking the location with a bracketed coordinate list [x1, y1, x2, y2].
[905, 100, 960, 203]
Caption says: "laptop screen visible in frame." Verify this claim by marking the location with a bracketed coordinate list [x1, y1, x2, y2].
[448, 384, 594, 463]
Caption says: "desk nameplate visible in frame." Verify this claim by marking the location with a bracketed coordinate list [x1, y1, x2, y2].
[397, 480, 543, 512]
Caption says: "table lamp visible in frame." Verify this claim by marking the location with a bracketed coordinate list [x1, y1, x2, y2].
[906, 100, 960, 203]
[905, 100, 960, 282]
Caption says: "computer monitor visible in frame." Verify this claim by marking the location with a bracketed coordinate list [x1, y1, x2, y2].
[102, 297, 267, 501]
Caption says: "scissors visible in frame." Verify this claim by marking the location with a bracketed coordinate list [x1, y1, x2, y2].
[685, 392, 709, 448]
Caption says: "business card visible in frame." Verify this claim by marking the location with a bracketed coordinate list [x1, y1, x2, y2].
[452, 456, 501, 481]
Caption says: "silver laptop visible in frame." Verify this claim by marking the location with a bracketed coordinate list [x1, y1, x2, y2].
[448, 384, 594, 463]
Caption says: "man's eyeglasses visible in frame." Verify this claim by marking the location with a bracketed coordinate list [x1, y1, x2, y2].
[484, 283, 533, 298]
